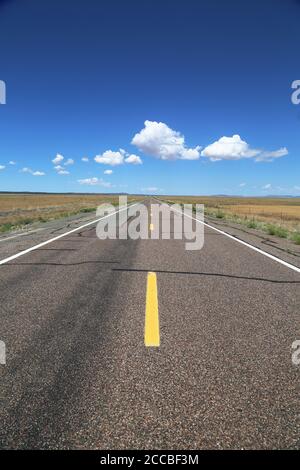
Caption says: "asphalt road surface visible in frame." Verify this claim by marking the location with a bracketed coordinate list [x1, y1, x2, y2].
[0, 198, 299, 449]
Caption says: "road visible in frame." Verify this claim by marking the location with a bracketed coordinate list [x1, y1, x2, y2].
[0, 198, 299, 449]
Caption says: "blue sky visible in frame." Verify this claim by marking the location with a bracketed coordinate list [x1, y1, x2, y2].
[0, 0, 299, 195]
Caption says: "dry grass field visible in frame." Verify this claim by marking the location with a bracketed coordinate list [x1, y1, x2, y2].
[0, 193, 140, 232]
[1, 193, 300, 244]
[161, 196, 300, 244]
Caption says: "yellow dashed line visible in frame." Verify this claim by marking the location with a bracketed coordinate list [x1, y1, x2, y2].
[145, 272, 160, 347]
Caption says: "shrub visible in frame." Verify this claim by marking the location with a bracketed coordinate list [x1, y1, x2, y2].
[21, 218, 34, 225]
[80, 207, 95, 213]
[291, 232, 300, 245]
[216, 210, 225, 219]
[266, 224, 288, 238]
[247, 219, 258, 229]
[0, 223, 13, 233]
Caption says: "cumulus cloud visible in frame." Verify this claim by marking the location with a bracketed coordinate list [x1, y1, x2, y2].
[201, 135, 288, 162]
[201, 135, 259, 161]
[52, 154, 73, 174]
[141, 186, 160, 192]
[255, 147, 288, 162]
[95, 150, 124, 166]
[64, 158, 74, 166]
[95, 149, 143, 166]
[81, 157, 89, 162]
[20, 167, 45, 176]
[77, 177, 112, 187]
[132, 120, 201, 161]
[262, 183, 272, 190]
[125, 154, 142, 165]
[104, 169, 113, 175]
[0, 165, 5, 170]
[52, 153, 64, 165]
[9, 161, 16, 165]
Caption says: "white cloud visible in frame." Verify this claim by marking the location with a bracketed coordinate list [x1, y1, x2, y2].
[52, 156, 72, 174]
[201, 135, 259, 161]
[132, 120, 201, 160]
[64, 158, 74, 166]
[255, 147, 288, 162]
[52, 153, 64, 165]
[95, 150, 124, 166]
[9, 161, 16, 165]
[78, 177, 112, 187]
[20, 167, 45, 176]
[263, 183, 272, 190]
[201, 135, 288, 162]
[239, 182, 246, 187]
[104, 169, 113, 175]
[95, 149, 143, 166]
[0, 165, 5, 170]
[142, 186, 160, 192]
[125, 154, 142, 165]
[81, 157, 89, 162]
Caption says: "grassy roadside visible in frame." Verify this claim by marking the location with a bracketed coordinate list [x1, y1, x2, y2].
[162, 198, 300, 246]
[0, 206, 97, 233]
[203, 206, 300, 245]
[0, 194, 141, 234]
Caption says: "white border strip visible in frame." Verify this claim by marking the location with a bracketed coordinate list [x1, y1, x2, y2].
[0, 203, 139, 266]
[0, 228, 45, 243]
[170, 204, 300, 274]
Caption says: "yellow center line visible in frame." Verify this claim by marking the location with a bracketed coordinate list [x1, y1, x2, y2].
[144, 272, 160, 347]
[150, 223, 154, 231]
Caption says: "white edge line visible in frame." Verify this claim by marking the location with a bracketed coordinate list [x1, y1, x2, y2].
[0, 228, 45, 243]
[0, 203, 139, 266]
[167, 202, 300, 275]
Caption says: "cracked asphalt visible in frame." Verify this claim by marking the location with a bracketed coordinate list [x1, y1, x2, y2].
[0, 198, 299, 449]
